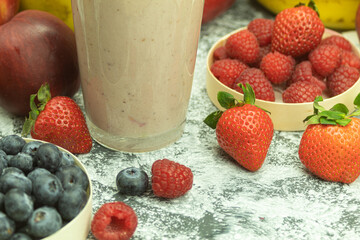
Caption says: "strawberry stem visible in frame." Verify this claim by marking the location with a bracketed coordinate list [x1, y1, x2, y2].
[21, 83, 52, 137]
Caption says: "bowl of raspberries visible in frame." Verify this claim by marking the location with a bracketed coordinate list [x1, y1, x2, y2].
[206, 4, 360, 131]
[0, 135, 92, 240]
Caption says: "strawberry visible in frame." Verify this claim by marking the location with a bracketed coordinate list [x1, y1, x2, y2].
[271, 1, 324, 58]
[299, 94, 360, 183]
[22, 84, 92, 154]
[282, 81, 322, 103]
[309, 44, 342, 77]
[225, 29, 260, 64]
[232, 68, 275, 102]
[247, 18, 274, 47]
[204, 84, 274, 171]
[260, 51, 295, 84]
[151, 159, 193, 199]
[210, 58, 248, 87]
[327, 65, 360, 97]
[91, 202, 138, 240]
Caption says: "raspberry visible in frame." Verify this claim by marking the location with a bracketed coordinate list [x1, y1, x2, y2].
[252, 45, 271, 68]
[151, 159, 193, 199]
[247, 18, 274, 46]
[232, 68, 275, 101]
[225, 29, 260, 64]
[320, 35, 352, 52]
[213, 46, 228, 61]
[210, 59, 248, 87]
[309, 44, 342, 77]
[288, 61, 326, 91]
[91, 202, 138, 240]
[282, 81, 322, 103]
[327, 65, 360, 97]
[341, 50, 360, 71]
[260, 51, 295, 84]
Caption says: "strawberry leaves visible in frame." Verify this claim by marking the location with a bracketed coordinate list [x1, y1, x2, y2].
[304, 93, 360, 126]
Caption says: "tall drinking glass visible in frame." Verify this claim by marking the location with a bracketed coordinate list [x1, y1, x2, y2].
[71, 0, 204, 152]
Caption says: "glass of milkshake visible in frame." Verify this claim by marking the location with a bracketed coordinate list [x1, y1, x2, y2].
[71, 1, 204, 152]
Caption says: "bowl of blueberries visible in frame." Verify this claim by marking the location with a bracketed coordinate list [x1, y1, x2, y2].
[0, 135, 92, 240]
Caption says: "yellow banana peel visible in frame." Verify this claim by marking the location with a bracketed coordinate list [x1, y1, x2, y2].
[257, 0, 360, 30]
[19, 0, 73, 30]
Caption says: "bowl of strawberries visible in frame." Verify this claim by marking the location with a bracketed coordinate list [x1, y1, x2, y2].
[206, 3, 360, 131]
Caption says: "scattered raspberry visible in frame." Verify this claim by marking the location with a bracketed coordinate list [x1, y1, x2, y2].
[320, 35, 352, 52]
[282, 81, 322, 103]
[247, 18, 274, 46]
[232, 68, 275, 101]
[151, 159, 193, 199]
[210, 59, 248, 87]
[225, 29, 260, 64]
[341, 50, 360, 71]
[260, 51, 295, 84]
[327, 65, 360, 97]
[309, 44, 342, 77]
[213, 46, 228, 61]
[91, 202, 138, 240]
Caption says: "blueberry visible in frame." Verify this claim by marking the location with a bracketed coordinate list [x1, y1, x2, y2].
[32, 173, 63, 206]
[55, 165, 89, 191]
[8, 153, 34, 174]
[116, 167, 149, 196]
[59, 151, 75, 167]
[0, 211, 15, 240]
[0, 193, 4, 212]
[27, 206, 62, 238]
[1, 135, 26, 155]
[0, 150, 7, 169]
[35, 143, 61, 173]
[0, 172, 32, 195]
[2, 167, 24, 176]
[9, 233, 32, 240]
[4, 189, 33, 223]
[57, 186, 87, 221]
[27, 168, 51, 183]
[21, 141, 42, 159]
[0, 160, 4, 177]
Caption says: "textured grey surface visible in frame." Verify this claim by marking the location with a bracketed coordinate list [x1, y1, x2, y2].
[2, 0, 360, 239]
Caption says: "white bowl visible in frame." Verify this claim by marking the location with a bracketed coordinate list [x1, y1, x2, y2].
[206, 28, 360, 131]
[23, 138, 93, 240]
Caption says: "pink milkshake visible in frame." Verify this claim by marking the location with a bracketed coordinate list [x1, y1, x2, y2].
[72, 0, 204, 152]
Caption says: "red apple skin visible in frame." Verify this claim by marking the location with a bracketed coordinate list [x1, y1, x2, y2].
[0, 0, 20, 25]
[0, 10, 80, 116]
[202, 0, 235, 24]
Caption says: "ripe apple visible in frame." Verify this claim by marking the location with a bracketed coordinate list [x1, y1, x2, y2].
[0, 0, 20, 25]
[0, 10, 80, 116]
[202, 0, 235, 24]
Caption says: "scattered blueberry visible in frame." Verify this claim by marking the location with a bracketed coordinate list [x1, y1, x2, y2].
[32, 173, 63, 206]
[59, 151, 75, 167]
[0, 160, 4, 177]
[55, 165, 89, 191]
[57, 186, 87, 221]
[0, 211, 15, 240]
[9, 233, 32, 240]
[8, 153, 34, 174]
[1, 135, 26, 155]
[27, 168, 51, 183]
[0, 150, 7, 169]
[27, 206, 62, 238]
[2, 167, 24, 176]
[116, 167, 149, 196]
[4, 189, 34, 223]
[0, 172, 32, 195]
[35, 143, 61, 173]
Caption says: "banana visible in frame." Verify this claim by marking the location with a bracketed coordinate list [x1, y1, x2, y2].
[257, 0, 360, 30]
[19, 0, 73, 30]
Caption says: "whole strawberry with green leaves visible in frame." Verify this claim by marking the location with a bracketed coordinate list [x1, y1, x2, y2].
[204, 84, 274, 171]
[299, 94, 360, 184]
[271, 0, 324, 58]
[22, 83, 92, 154]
